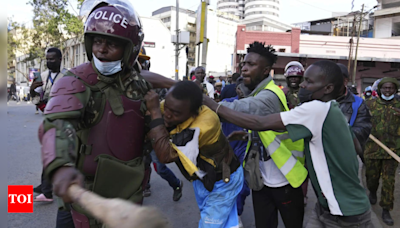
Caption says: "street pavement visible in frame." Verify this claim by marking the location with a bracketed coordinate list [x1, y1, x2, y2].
[7, 101, 393, 228]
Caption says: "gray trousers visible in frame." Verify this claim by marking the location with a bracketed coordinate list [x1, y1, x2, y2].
[306, 203, 374, 228]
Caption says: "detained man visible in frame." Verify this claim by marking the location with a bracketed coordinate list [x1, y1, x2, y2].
[145, 81, 243, 228]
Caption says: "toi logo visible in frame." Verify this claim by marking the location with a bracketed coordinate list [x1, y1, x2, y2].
[8, 185, 33, 213]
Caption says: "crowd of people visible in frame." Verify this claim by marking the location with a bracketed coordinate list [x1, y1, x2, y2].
[19, 0, 400, 228]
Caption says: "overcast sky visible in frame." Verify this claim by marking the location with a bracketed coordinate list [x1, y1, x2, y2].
[8, 0, 378, 26]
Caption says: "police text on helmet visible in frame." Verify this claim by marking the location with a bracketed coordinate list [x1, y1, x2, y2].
[88, 10, 129, 29]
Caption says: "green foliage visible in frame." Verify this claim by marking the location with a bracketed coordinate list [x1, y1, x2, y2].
[27, 0, 84, 67]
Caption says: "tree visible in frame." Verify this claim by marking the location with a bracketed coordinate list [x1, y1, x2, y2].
[27, 0, 84, 70]
[7, 19, 33, 82]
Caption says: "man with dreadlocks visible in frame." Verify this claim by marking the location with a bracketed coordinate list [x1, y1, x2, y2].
[218, 42, 306, 228]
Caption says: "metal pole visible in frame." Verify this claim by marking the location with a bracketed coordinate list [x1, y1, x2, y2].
[352, 4, 364, 85]
[201, 0, 208, 68]
[347, 14, 357, 74]
[347, 38, 353, 72]
[197, 44, 201, 66]
[175, 0, 179, 80]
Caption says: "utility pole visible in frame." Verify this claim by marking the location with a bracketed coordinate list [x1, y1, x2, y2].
[175, 0, 180, 80]
[347, 14, 357, 75]
[352, 4, 364, 85]
[201, 0, 208, 68]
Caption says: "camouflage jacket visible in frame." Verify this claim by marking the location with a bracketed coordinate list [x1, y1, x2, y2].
[365, 97, 400, 159]
[282, 87, 299, 110]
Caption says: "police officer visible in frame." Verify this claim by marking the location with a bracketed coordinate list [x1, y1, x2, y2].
[38, 1, 174, 227]
[282, 61, 304, 109]
[365, 77, 400, 226]
[364, 86, 373, 100]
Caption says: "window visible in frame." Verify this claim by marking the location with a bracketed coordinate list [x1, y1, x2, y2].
[391, 62, 400, 68]
[357, 61, 375, 67]
[162, 17, 171, 23]
[74, 44, 80, 67]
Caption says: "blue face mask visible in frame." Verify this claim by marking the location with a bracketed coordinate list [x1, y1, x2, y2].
[381, 94, 394, 101]
[92, 54, 122, 76]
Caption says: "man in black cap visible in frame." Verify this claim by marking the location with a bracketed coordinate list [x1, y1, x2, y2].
[336, 63, 371, 161]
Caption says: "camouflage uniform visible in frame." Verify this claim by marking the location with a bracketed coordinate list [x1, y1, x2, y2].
[285, 88, 300, 109]
[365, 97, 400, 210]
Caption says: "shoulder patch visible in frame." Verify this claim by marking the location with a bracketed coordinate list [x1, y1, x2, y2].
[44, 95, 84, 114]
[69, 62, 99, 85]
[50, 76, 86, 97]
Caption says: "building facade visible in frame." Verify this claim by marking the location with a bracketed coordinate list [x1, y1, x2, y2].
[152, 6, 239, 77]
[152, 6, 197, 78]
[293, 12, 374, 37]
[201, 9, 239, 76]
[217, 0, 280, 20]
[234, 24, 400, 92]
[217, 0, 244, 19]
[374, 0, 400, 38]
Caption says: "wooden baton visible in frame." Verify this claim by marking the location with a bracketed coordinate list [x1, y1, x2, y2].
[369, 134, 400, 163]
[67, 184, 169, 228]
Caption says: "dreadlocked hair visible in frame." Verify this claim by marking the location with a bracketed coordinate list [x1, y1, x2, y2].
[247, 41, 278, 66]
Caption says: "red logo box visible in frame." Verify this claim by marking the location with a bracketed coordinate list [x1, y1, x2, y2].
[8, 185, 33, 213]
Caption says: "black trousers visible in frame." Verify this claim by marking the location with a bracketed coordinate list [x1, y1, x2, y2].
[41, 171, 53, 198]
[252, 184, 304, 228]
[56, 210, 75, 228]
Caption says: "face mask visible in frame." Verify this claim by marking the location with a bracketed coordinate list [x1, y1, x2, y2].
[298, 85, 326, 103]
[92, 54, 122, 76]
[381, 94, 394, 101]
[47, 62, 59, 71]
[365, 92, 372, 97]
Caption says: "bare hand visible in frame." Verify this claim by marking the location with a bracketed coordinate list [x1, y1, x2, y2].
[52, 166, 84, 203]
[30, 81, 43, 93]
[227, 131, 248, 141]
[144, 90, 160, 113]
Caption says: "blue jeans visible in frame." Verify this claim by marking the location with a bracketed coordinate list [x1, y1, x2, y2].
[150, 151, 180, 189]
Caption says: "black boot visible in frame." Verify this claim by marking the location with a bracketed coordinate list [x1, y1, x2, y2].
[369, 192, 377, 205]
[382, 209, 394, 226]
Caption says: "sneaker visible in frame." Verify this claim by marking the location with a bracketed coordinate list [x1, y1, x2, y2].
[33, 193, 53, 202]
[173, 180, 183, 201]
[143, 188, 151, 197]
[33, 185, 42, 194]
[35, 110, 39, 114]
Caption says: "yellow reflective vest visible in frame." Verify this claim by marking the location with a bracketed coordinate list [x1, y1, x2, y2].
[246, 80, 307, 188]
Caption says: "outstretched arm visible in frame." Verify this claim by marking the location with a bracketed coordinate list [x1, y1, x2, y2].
[141, 70, 177, 89]
[203, 95, 286, 131]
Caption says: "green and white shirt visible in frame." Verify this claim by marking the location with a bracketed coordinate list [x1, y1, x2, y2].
[280, 100, 370, 216]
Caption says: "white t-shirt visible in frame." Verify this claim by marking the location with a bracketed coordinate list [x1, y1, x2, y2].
[204, 81, 214, 99]
[260, 159, 289, 187]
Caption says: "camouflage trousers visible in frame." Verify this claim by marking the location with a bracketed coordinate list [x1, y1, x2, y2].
[365, 158, 398, 210]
